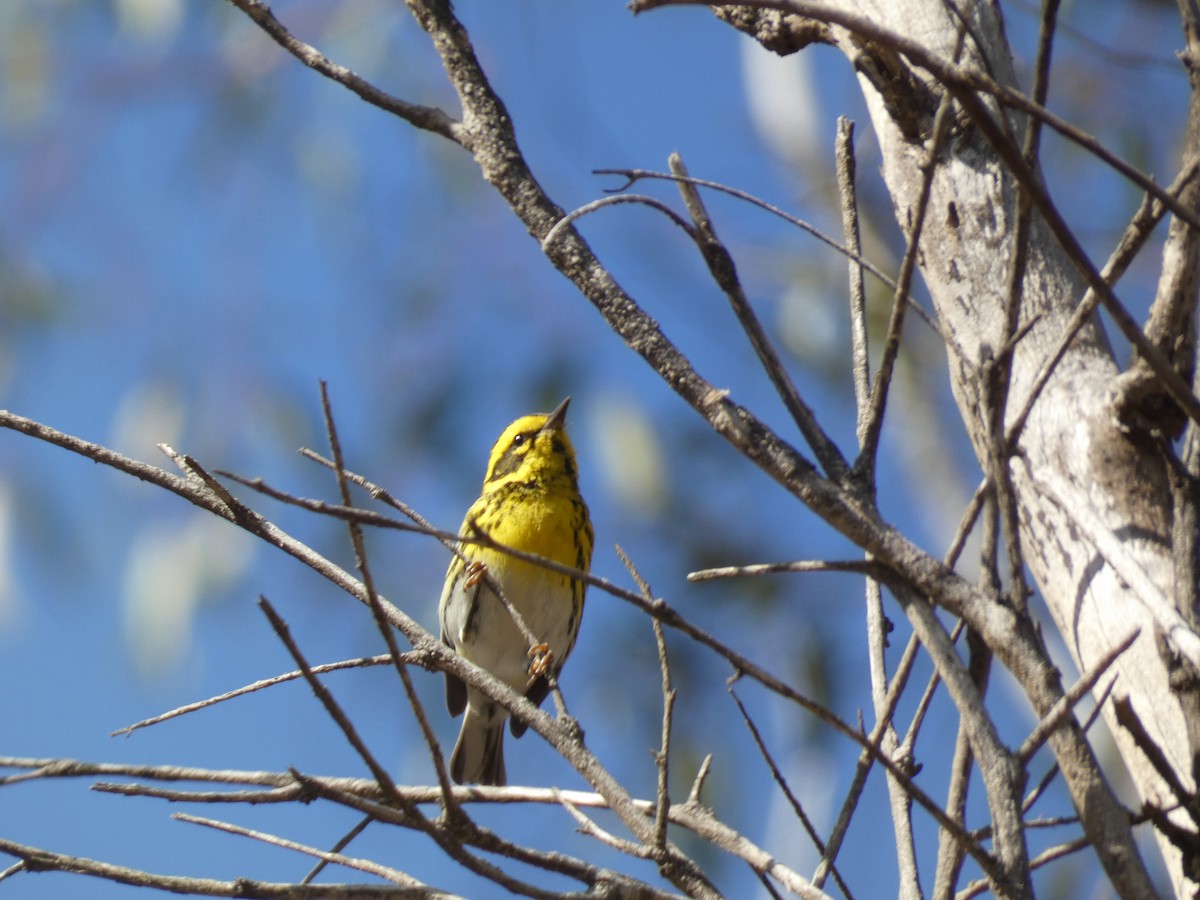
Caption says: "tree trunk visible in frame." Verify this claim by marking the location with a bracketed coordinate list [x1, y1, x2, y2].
[809, 0, 1199, 892]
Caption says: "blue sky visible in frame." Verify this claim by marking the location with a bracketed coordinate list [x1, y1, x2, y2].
[0, 1, 1188, 896]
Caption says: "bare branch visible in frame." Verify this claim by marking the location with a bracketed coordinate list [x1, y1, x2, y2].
[1017, 629, 1140, 764]
[316, 384, 458, 806]
[542, 193, 697, 249]
[0, 836, 419, 898]
[173, 813, 425, 888]
[592, 166, 944, 343]
[891, 582, 1029, 894]
[1006, 159, 1199, 450]
[1136, 7, 1200, 392]
[112, 655, 395, 737]
[687, 755, 713, 805]
[668, 152, 849, 481]
[687, 559, 884, 581]
[853, 48, 960, 484]
[635, 0, 1200, 231]
[836, 116, 872, 440]
[592, 167, 902, 299]
[729, 690, 855, 899]
[862, 574, 921, 900]
[258, 598, 403, 800]
[557, 796, 656, 858]
[223, 0, 464, 143]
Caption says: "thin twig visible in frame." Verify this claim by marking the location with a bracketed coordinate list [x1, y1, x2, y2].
[297, 391, 403, 887]
[299, 448, 450, 546]
[836, 116, 872, 442]
[0, 837, 414, 898]
[595, 166, 942, 336]
[817, 621, 948, 886]
[889, 581, 1027, 894]
[687, 755, 713, 805]
[943, 480, 989, 570]
[224, 0, 465, 143]
[616, 548, 675, 853]
[933, 721, 977, 900]
[112, 655, 395, 737]
[302, 815, 373, 885]
[617, 546, 685, 876]
[93, 783, 300, 804]
[316, 383, 459, 804]
[1138, 1, 1200, 378]
[687, 559, 883, 581]
[853, 52, 961, 485]
[669, 152, 849, 481]
[934, 491, 997, 900]
[1021, 677, 1117, 816]
[558, 796, 655, 858]
[956, 834, 1093, 900]
[258, 597, 403, 803]
[986, 330, 1032, 612]
[173, 813, 425, 888]
[860, 573, 920, 898]
[631, 0, 1200, 232]
[729, 690, 854, 900]
[900, 620, 967, 759]
[289, 769, 676, 899]
[1005, 160, 1199, 450]
[542, 193, 696, 250]
[932, 629, 991, 899]
[1017, 629, 1140, 764]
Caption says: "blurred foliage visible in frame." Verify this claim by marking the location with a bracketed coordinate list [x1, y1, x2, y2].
[0, 1, 1189, 896]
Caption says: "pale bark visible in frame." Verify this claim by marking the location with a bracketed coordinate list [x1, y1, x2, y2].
[811, 0, 1200, 892]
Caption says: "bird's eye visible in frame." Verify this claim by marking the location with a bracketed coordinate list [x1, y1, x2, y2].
[511, 434, 526, 447]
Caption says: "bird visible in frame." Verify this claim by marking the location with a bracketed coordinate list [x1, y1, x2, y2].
[438, 397, 593, 786]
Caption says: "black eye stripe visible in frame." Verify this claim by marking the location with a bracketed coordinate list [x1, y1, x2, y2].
[489, 448, 522, 480]
[486, 431, 537, 482]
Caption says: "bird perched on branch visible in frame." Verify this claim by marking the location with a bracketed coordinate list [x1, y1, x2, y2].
[439, 397, 593, 786]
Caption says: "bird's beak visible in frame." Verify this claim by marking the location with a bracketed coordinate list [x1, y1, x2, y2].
[542, 396, 571, 433]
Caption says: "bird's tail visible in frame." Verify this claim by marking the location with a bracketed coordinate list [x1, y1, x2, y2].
[450, 707, 507, 786]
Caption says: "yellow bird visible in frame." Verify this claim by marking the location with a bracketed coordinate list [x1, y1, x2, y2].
[439, 398, 593, 786]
